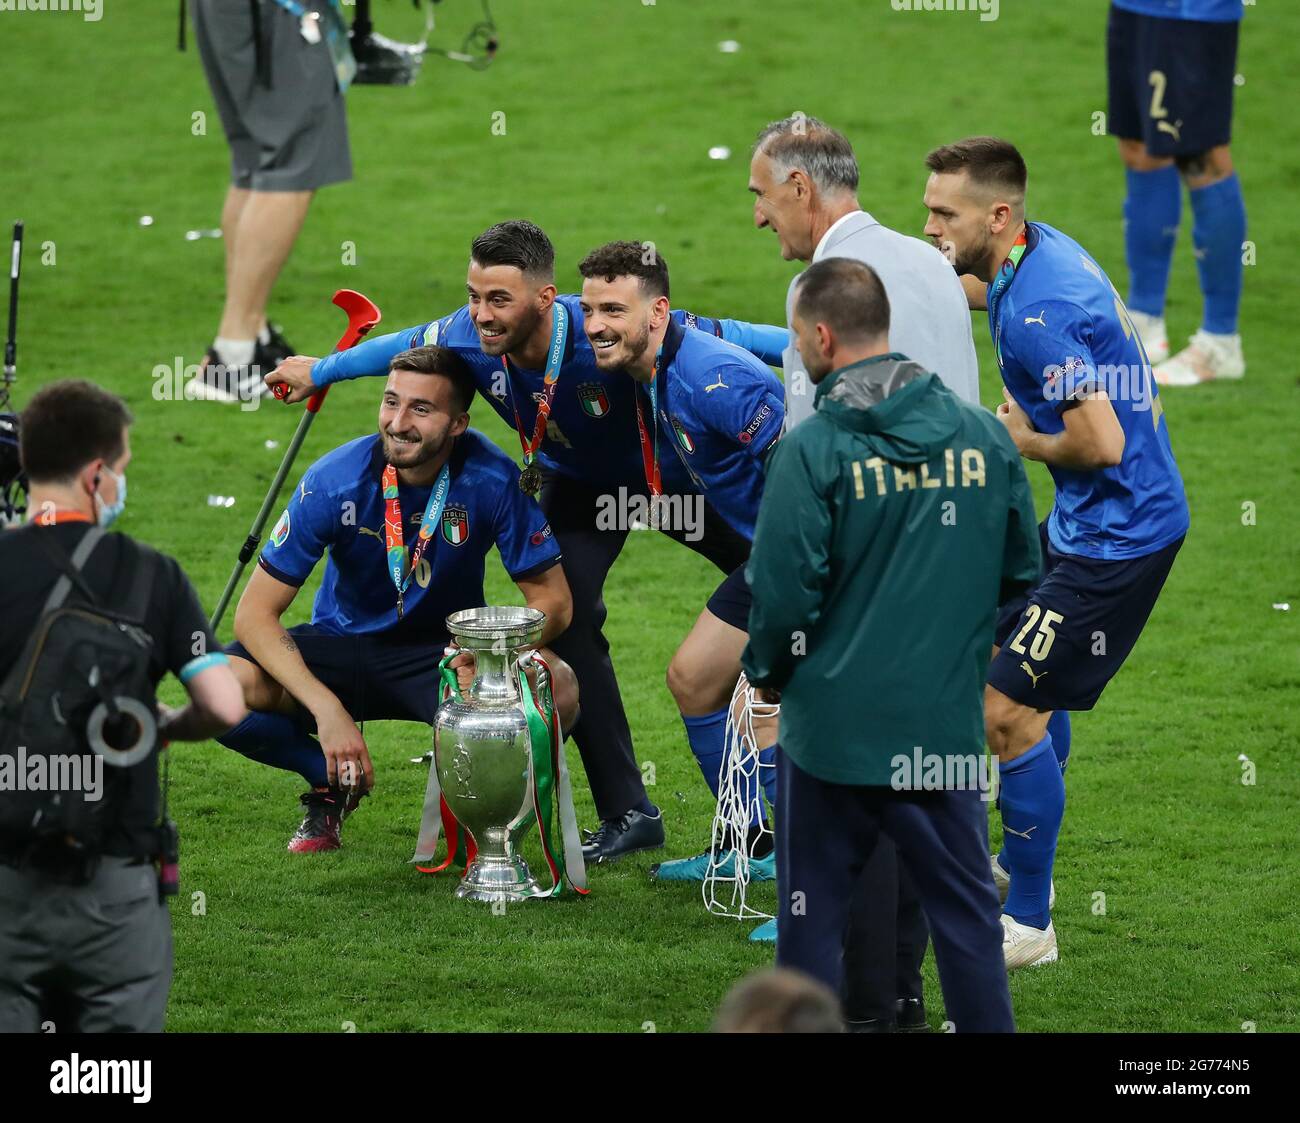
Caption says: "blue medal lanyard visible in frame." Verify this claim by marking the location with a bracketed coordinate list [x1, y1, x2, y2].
[989, 227, 1029, 363]
[382, 460, 452, 620]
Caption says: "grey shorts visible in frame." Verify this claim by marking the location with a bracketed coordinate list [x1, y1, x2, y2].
[0, 856, 173, 1032]
[192, 0, 352, 192]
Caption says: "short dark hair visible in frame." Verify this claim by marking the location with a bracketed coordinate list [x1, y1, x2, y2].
[714, 969, 843, 1034]
[753, 115, 859, 195]
[576, 240, 670, 300]
[924, 136, 1027, 199]
[470, 220, 555, 281]
[794, 257, 890, 343]
[389, 345, 476, 413]
[20, 380, 133, 484]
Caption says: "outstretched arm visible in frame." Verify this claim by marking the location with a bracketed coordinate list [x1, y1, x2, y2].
[265, 324, 430, 403]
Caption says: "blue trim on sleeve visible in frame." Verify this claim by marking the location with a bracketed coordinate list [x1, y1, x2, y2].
[257, 556, 308, 588]
[179, 651, 230, 684]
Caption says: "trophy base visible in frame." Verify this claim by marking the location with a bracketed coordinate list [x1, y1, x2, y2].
[456, 855, 538, 904]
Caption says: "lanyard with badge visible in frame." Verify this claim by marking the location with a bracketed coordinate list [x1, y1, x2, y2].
[633, 359, 664, 498]
[989, 227, 1028, 365]
[271, 0, 357, 92]
[382, 461, 451, 620]
[504, 302, 569, 497]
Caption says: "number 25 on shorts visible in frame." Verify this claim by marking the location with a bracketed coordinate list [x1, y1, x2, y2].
[1008, 604, 1065, 663]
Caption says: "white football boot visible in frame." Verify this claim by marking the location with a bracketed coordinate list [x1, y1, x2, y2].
[1128, 310, 1169, 364]
[1001, 913, 1059, 970]
[991, 854, 1055, 909]
[1155, 329, 1245, 387]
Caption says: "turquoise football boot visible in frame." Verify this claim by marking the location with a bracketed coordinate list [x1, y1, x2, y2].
[651, 849, 778, 882]
[748, 918, 777, 943]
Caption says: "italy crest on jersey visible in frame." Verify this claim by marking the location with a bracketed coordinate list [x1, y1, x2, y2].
[671, 417, 695, 454]
[441, 505, 469, 546]
[577, 382, 611, 418]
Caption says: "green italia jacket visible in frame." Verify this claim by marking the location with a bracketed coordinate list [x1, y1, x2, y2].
[741, 354, 1041, 787]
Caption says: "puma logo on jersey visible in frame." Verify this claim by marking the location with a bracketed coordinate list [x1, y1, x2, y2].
[1157, 119, 1182, 143]
[704, 375, 729, 393]
[1003, 823, 1038, 841]
[1024, 311, 1047, 327]
[357, 526, 383, 542]
[299, 481, 314, 502]
[1020, 661, 1047, 688]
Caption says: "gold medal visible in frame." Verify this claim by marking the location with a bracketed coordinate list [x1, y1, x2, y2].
[518, 463, 543, 497]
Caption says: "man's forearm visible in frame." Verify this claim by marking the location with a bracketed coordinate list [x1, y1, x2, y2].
[239, 614, 343, 719]
[1019, 427, 1113, 470]
[159, 704, 234, 743]
[312, 325, 424, 387]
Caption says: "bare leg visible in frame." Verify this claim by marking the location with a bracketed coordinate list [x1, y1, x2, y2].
[217, 189, 313, 341]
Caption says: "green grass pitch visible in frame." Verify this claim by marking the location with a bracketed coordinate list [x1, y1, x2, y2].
[2, 0, 1296, 1032]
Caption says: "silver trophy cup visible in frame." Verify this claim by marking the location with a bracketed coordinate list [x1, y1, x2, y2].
[434, 606, 547, 903]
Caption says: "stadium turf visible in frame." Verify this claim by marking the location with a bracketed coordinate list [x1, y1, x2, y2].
[2, 0, 1295, 1033]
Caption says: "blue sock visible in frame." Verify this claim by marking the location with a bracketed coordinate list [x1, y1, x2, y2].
[759, 744, 777, 809]
[1048, 710, 1072, 776]
[999, 733, 1065, 930]
[632, 794, 658, 817]
[1123, 165, 1181, 317]
[218, 711, 328, 788]
[682, 708, 729, 796]
[682, 707, 762, 828]
[1190, 173, 1246, 335]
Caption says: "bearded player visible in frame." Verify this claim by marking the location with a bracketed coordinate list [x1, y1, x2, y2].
[220, 345, 577, 851]
[922, 137, 1189, 968]
[577, 241, 785, 929]
[269, 220, 787, 865]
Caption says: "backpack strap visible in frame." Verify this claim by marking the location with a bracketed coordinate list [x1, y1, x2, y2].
[34, 526, 106, 615]
[121, 542, 158, 625]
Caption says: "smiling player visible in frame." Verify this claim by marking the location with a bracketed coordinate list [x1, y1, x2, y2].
[577, 241, 785, 895]
[267, 220, 788, 864]
[220, 345, 577, 852]
[922, 137, 1189, 969]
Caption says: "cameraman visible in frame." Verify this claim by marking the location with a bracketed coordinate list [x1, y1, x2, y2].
[0, 380, 245, 1032]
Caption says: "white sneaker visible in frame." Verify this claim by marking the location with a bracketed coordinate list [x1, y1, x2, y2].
[1001, 913, 1058, 971]
[991, 854, 1055, 909]
[1154, 329, 1245, 387]
[1128, 310, 1169, 364]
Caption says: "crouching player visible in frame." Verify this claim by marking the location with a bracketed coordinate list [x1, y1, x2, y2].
[220, 345, 578, 851]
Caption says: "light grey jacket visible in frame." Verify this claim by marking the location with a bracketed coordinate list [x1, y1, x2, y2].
[782, 210, 980, 428]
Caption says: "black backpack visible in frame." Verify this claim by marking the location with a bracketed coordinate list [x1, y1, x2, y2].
[0, 527, 158, 862]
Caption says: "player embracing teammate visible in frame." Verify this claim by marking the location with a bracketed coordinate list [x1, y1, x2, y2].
[923, 137, 1189, 968]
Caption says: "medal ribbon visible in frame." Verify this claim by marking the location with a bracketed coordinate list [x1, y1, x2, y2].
[505, 301, 569, 471]
[381, 460, 451, 618]
[989, 227, 1029, 361]
[633, 364, 663, 498]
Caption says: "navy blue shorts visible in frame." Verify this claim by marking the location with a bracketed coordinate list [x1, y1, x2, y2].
[706, 563, 752, 632]
[1107, 4, 1239, 156]
[988, 522, 1183, 712]
[226, 624, 444, 727]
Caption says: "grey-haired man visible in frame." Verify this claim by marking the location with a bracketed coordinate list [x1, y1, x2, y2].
[749, 114, 980, 426]
[745, 115, 981, 1031]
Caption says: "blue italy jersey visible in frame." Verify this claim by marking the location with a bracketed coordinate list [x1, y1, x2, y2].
[990, 222, 1189, 561]
[259, 430, 561, 641]
[650, 319, 785, 541]
[312, 295, 787, 493]
[1111, 0, 1242, 22]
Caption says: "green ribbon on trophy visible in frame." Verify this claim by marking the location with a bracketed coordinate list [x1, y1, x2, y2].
[412, 650, 587, 898]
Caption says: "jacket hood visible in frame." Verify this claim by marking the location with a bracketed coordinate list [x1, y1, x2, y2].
[814, 354, 963, 464]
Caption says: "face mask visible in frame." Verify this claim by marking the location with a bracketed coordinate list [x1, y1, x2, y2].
[94, 468, 127, 528]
